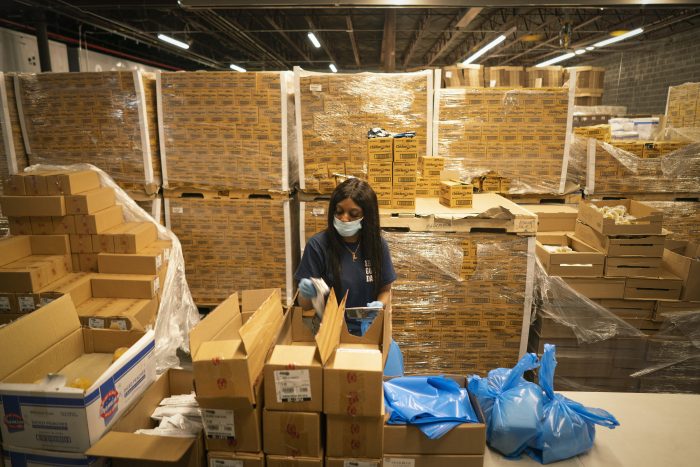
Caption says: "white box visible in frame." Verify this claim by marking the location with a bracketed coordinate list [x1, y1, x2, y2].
[2, 444, 107, 466]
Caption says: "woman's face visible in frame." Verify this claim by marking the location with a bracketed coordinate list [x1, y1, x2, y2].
[334, 197, 363, 222]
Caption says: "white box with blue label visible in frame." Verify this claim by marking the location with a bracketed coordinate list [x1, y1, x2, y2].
[2, 444, 107, 466]
[0, 294, 156, 452]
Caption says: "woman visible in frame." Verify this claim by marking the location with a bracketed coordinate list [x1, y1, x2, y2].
[295, 178, 403, 374]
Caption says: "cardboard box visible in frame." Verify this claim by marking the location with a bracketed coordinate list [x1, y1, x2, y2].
[3, 174, 28, 195]
[266, 454, 324, 466]
[0, 235, 71, 292]
[439, 181, 473, 209]
[393, 137, 418, 155]
[563, 277, 626, 299]
[317, 290, 389, 418]
[577, 200, 663, 235]
[53, 215, 78, 234]
[574, 221, 666, 257]
[264, 307, 322, 412]
[86, 369, 204, 467]
[2, 445, 107, 466]
[30, 216, 54, 235]
[325, 458, 381, 467]
[23, 171, 60, 196]
[263, 410, 322, 457]
[367, 138, 393, 155]
[0, 195, 66, 217]
[625, 273, 683, 300]
[191, 289, 285, 404]
[8, 217, 32, 235]
[0, 293, 17, 313]
[46, 170, 101, 195]
[0, 295, 156, 452]
[79, 253, 99, 272]
[66, 187, 116, 215]
[524, 205, 578, 232]
[91, 274, 160, 299]
[326, 414, 384, 458]
[77, 297, 158, 331]
[75, 205, 124, 234]
[383, 455, 483, 467]
[112, 221, 157, 254]
[663, 241, 700, 301]
[536, 233, 605, 277]
[37, 272, 93, 307]
[97, 244, 167, 276]
[605, 257, 663, 278]
[208, 451, 264, 467]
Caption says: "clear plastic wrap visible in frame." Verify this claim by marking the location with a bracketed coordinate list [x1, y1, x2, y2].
[24, 164, 199, 373]
[567, 134, 700, 194]
[165, 196, 295, 307]
[158, 71, 294, 192]
[633, 309, 700, 394]
[644, 200, 700, 243]
[383, 230, 531, 376]
[573, 105, 627, 117]
[15, 72, 161, 194]
[435, 87, 569, 194]
[665, 82, 700, 128]
[296, 67, 431, 193]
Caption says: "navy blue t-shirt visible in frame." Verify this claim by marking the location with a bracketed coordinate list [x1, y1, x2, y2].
[295, 231, 397, 308]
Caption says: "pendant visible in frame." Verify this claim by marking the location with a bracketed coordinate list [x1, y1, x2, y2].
[351, 253, 357, 262]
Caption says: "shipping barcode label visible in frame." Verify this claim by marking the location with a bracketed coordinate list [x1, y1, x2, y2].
[113, 319, 128, 331]
[209, 460, 243, 467]
[89, 318, 105, 329]
[344, 461, 378, 467]
[384, 458, 415, 467]
[202, 408, 235, 439]
[309, 84, 322, 92]
[18, 296, 36, 312]
[274, 369, 312, 403]
[40, 297, 54, 306]
[312, 207, 325, 216]
[172, 206, 184, 214]
[0, 297, 10, 312]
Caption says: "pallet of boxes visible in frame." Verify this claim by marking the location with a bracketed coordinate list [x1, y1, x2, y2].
[530, 198, 698, 392]
[0, 169, 170, 465]
[367, 133, 423, 210]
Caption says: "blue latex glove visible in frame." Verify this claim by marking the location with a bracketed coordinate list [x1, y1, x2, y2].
[367, 301, 384, 309]
[298, 278, 316, 298]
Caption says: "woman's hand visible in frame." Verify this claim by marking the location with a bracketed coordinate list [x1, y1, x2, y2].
[299, 278, 317, 298]
[367, 300, 384, 309]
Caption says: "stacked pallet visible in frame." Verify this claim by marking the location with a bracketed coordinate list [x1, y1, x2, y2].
[159, 71, 296, 306]
[665, 82, 700, 128]
[566, 66, 605, 106]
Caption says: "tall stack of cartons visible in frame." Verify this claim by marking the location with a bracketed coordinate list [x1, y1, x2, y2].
[159, 71, 296, 306]
[190, 289, 285, 466]
[392, 137, 419, 210]
[665, 82, 700, 128]
[367, 136, 394, 208]
[485, 66, 525, 87]
[263, 304, 324, 466]
[526, 66, 564, 88]
[416, 156, 444, 197]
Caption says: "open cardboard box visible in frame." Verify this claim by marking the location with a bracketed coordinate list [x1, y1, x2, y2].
[87, 368, 204, 467]
[190, 288, 285, 405]
[605, 256, 663, 278]
[0, 235, 72, 292]
[575, 221, 667, 257]
[316, 289, 391, 418]
[562, 277, 627, 299]
[663, 240, 700, 301]
[577, 199, 663, 235]
[264, 303, 322, 412]
[624, 272, 683, 300]
[0, 295, 156, 452]
[523, 204, 578, 232]
[536, 233, 605, 277]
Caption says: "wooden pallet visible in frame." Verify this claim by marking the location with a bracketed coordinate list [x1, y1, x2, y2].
[164, 187, 290, 200]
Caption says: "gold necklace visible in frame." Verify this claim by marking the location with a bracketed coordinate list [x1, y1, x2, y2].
[343, 240, 361, 262]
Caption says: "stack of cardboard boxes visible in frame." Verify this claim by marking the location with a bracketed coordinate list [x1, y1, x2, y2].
[439, 180, 474, 208]
[665, 81, 700, 128]
[367, 136, 420, 210]
[485, 66, 525, 87]
[416, 156, 445, 197]
[367, 137, 394, 209]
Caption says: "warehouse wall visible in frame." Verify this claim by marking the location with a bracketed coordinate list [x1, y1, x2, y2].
[582, 27, 700, 115]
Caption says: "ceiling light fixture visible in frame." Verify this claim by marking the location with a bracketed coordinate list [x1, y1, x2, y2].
[593, 27, 644, 48]
[575, 49, 586, 55]
[157, 33, 190, 50]
[535, 52, 576, 67]
[329, 64, 338, 73]
[462, 34, 507, 65]
[307, 32, 321, 48]
[230, 64, 246, 73]
[586, 46, 595, 51]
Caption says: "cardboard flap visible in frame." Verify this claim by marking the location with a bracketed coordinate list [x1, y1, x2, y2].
[239, 288, 284, 356]
[86, 431, 195, 461]
[189, 292, 241, 355]
[315, 289, 346, 365]
[242, 288, 281, 313]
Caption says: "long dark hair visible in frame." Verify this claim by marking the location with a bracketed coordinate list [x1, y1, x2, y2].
[326, 178, 383, 298]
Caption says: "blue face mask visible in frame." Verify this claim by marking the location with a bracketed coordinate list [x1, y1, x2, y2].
[334, 216, 363, 237]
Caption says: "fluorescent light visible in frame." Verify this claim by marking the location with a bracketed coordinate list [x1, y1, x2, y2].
[536, 52, 576, 67]
[230, 64, 246, 73]
[157, 33, 189, 50]
[586, 46, 595, 51]
[575, 49, 586, 55]
[329, 64, 337, 73]
[462, 34, 506, 65]
[307, 32, 321, 48]
[593, 28, 643, 48]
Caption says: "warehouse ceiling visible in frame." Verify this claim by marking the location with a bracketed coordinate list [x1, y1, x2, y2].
[3, 1, 700, 72]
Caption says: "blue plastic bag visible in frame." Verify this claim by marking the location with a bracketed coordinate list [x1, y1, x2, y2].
[384, 375, 479, 439]
[527, 344, 620, 464]
[468, 353, 545, 458]
[383, 339, 404, 377]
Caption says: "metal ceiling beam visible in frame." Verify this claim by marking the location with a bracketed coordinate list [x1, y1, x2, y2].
[266, 15, 312, 62]
[305, 15, 337, 65]
[346, 15, 361, 67]
[446, 11, 526, 65]
[425, 7, 483, 66]
[381, 9, 396, 71]
[401, 12, 430, 69]
[179, 0, 694, 7]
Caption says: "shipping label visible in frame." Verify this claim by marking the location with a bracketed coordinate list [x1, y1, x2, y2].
[201, 408, 235, 439]
[274, 369, 312, 403]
